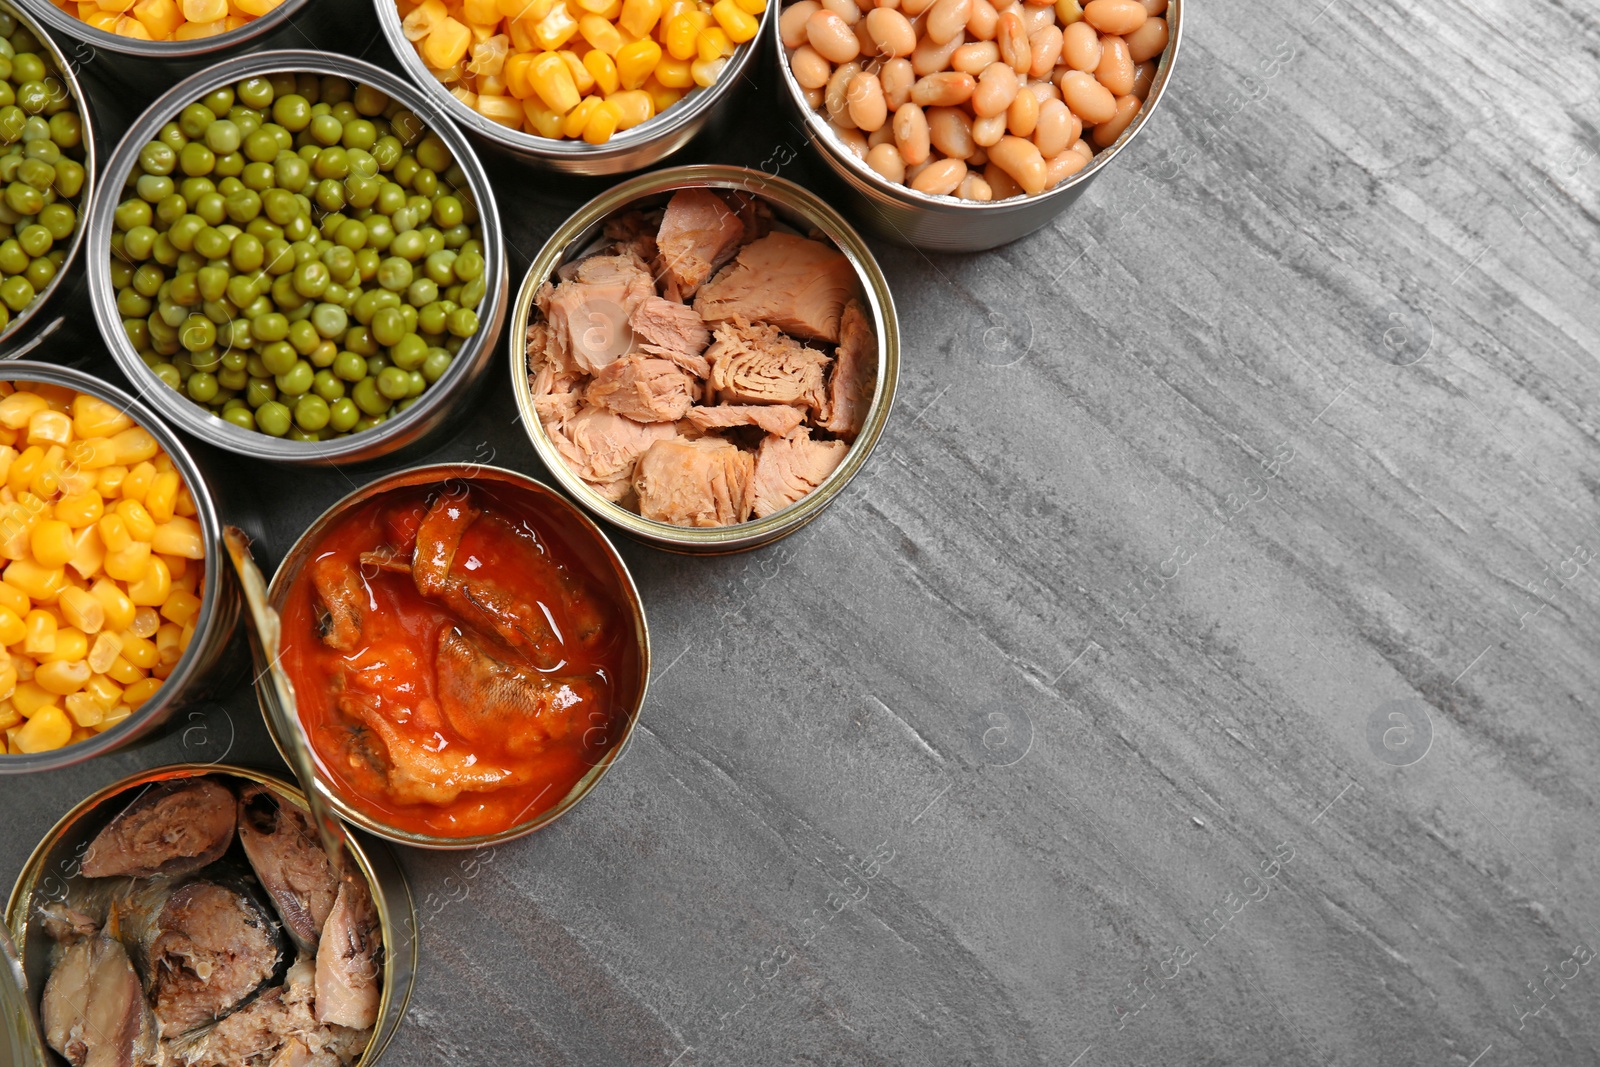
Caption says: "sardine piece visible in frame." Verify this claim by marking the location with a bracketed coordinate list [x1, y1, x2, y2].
[237, 785, 339, 953]
[311, 557, 366, 652]
[435, 627, 597, 758]
[412, 492, 479, 599]
[337, 692, 533, 807]
[138, 880, 285, 1036]
[41, 935, 157, 1067]
[81, 779, 237, 880]
[314, 874, 382, 1030]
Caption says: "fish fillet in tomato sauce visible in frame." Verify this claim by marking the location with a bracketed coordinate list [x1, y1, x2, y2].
[282, 483, 639, 838]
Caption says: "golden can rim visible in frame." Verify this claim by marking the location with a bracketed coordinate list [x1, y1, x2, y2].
[4, 761, 417, 1067]
[257, 462, 652, 850]
[508, 163, 901, 553]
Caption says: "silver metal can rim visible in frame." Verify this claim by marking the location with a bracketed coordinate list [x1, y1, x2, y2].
[82, 49, 509, 466]
[771, 0, 1185, 217]
[0, 0, 97, 354]
[3, 762, 417, 1067]
[0, 360, 231, 774]
[371, 0, 772, 170]
[11, 0, 315, 59]
[258, 461, 652, 850]
[508, 163, 901, 553]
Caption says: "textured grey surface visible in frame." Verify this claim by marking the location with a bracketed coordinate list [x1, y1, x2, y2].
[3, 1, 1600, 1065]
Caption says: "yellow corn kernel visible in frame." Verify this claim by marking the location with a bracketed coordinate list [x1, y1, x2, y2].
[0, 702, 15, 733]
[106, 655, 143, 685]
[181, 0, 226, 17]
[463, 0, 500, 21]
[66, 438, 117, 472]
[115, 499, 155, 542]
[0, 582, 28, 619]
[0, 446, 16, 485]
[402, 0, 447, 39]
[90, 580, 136, 633]
[88, 633, 122, 676]
[155, 622, 183, 667]
[123, 676, 164, 708]
[423, 15, 473, 68]
[578, 12, 624, 52]
[504, 51, 538, 97]
[663, 11, 702, 59]
[67, 525, 104, 582]
[0, 504, 35, 561]
[23, 609, 56, 655]
[0, 664, 13, 702]
[44, 627, 87, 664]
[732, 0, 764, 13]
[609, 88, 655, 128]
[26, 410, 72, 448]
[616, 37, 663, 88]
[92, 704, 131, 733]
[56, 492, 105, 529]
[697, 25, 731, 61]
[131, 0, 181, 38]
[619, 0, 662, 37]
[127, 557, 171, 608]
[84, 673, 122, 710]
[131, 607, 161, 640]
[95, 465, 128, 498]
[59, 586, 105, 635]
[0, 392, 47, 430]
[580, 0, 622, 17]
[35, 659, 89, 696]
[12, 704, 69, 752]
[690, 54, 726, 86]
[174, 488, 196, 518]
[522, 99, 566, 137]
[661, 0, 697, 21]
[104, 543, 151, 584]
[10, 653, 30, 683]
[653, 55, 692, 88]
[558, 48, 595, 92]
[97, 514, 132, 554]
[583, 48, 620, 94]
[533, 2, 579, 49]
[108, 428, 158, 466]
[65, 691, 103, 728]
[159, 554, 188, 583]
[530, 50, 582, 112]
[476, 92, 525, 126]
[560, 95, 603, 137]
[7, 446, 43, 496]
[150, 516, 204, 560]
[30, 446, 65, 499]
[8, 560, 64, 603]
[121, 461, 155, 504]
[13, 680, 52, 716]
[643, 76, 683, 113]
[145, 472, 180, 525]
[117, 633, 158, 671]
[583, 99, 621, 143]
[0, 607, 22, 646]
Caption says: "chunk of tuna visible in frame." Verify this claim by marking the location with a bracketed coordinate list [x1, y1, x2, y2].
[237, 785, 339, 953]
[817, 298, 876, 440]
[694, 232, 856, 342]
[629, 295, 711, 373]
[654, 188, 745, 299]
[530, 358, 586, 424]
[41, 936, 157, 1067]
[81, 779, 236, 880]
[314, 875, 382, 1030]
[537, 254, 656, 373]
[585, 357, 700, 422]
[545, 409, 677, 501]
[705, 319, 831, 411]
[604, 208, 662, 263]
[632, 437, 755, 527]
[684, 403, 808, 436]
[752, 427, 850, 518]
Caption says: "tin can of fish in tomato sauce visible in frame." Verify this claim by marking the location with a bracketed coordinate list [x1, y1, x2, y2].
[257, 462, 651, 850]
[508, 165, 901, 555]
[3, 762, 416, 1067]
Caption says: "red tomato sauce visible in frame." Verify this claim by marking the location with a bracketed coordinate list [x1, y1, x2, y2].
[280, 481, 639, 838]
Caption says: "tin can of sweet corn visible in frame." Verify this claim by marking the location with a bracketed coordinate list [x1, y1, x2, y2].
[0, 361, 241, 774]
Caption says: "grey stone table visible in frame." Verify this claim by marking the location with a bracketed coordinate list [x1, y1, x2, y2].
[4, 1, 1599, 1064]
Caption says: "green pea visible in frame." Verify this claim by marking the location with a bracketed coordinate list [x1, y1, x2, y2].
[181, 314, 216, 352]
[115, 287, 151, 318]
[0, 238, 24, 275]
[334, 218, 367, 250]
[293, 259, 329, 298]
[276, 359, 314, 397]
[333, 349, 367, 381]
[245, 378, 275, 408]
[312, 369, 345, 401]
[389, 229, 425, 262]
[294, 394, 330, 431]
[423, 250, 456, 286]
[179, 142, 215, 177]
[308, 340, 338, 367]
[177, 103, 214, 139]
[363, 216, 394, 252]
[453, 249, 484, 282]
[4, 181, 40, 216]
[237, 77, 275, 110]
[139, 140, 176, 175]
[376, 255, 412, 292]
[152, 363, 183, 391]
[405, 277, 438, 308]
[258, 340, 296, 376]
[16, 223, 48, 257]
[286, 318, 318, 355]
[312, 302, 347, 338]
[421, 348, 452, 383]
[243, 127, 279, 164]
[352, 376, 390, 415]
[271, 94, 311, 133]
[313, 145, 349, 180]
[240, 161, 275, 192]
[51, 159, 83, 198]
[204, 119, 241, 155]
[415, 133, 452, 173]
[1, 274, 35, 310]
[214, 151, 243, 178]
[432, 195, 464, 228]
[324, 244, 356, 282]
[309, 113, 342, 147]
[274, 152, 310, 192]
[196, 266, 229, 303]
[223, 405, 255, 431]
[186, 372, 219, 403]
[193, 227, 230, 260]
[369, 306, 406, 347]
[446, 307, 479, 338]
[284, 212, 315, 242]
[328, 397, 359, 432]
[255, 400, 291, 436]
[405, 370, 427, 397]
[230, 233, 264, 272]
[354, 247, 379, 282]
[458, 276, 486, 310]
[23, 256, 53, 291]
[222, 189, 260, 224]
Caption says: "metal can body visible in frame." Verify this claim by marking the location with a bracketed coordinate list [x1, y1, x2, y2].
[83, 50, 509, 467]
[4, 763, 416, 1066]
[258, 462, 651, 849]
[0, 2, 97, 359]
[772, 0, 1185, 253]
[0, 360, 240, 774]
[509, 164, 900, 554]
[371, 0, 772, 175]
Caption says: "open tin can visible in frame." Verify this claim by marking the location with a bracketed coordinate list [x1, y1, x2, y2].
[254, 462, 651, 850]
[3, 762, 417, 1067]
[509, 164, 900, 554]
